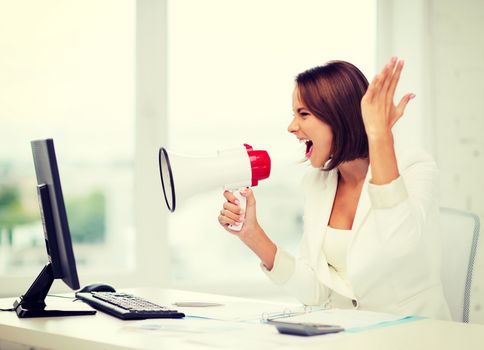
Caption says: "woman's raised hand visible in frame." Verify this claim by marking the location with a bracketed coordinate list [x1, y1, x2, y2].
[361, 57, 416, 138]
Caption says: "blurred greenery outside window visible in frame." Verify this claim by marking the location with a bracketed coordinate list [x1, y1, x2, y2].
[0, 162, 107, 269]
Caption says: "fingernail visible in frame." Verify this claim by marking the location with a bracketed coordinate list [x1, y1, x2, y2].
[240, 209, 245, 215]
[235, 199, 240, 205]
[409, 93, 416, 100]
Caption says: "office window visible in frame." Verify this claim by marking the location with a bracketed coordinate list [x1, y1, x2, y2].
[0, 1, 135, 279]
[167, 0, 376, 294]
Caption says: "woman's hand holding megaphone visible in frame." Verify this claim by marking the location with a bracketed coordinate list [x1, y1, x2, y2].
[219, 188, 256, 238]
[218, 188, 277, 270]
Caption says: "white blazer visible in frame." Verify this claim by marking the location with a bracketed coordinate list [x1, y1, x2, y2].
[262, 148, 451, 320]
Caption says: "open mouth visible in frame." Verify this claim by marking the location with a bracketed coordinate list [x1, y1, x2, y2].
[305, 140, 313, 158]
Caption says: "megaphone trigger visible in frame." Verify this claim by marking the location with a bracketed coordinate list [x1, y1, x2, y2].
[228, 188, 247, 231]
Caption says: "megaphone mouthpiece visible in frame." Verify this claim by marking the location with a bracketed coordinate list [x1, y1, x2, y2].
[244, 144, 271, 186]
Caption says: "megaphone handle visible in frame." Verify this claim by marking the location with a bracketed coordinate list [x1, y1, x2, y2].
[228, 189, 246, 231]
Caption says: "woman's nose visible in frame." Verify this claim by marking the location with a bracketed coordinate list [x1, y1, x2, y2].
[287, 117, 299, 133]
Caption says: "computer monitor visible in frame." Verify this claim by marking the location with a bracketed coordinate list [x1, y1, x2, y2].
[13, 139, 95, 318]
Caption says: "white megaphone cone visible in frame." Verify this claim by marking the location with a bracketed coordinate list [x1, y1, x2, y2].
[158, 144, 271, 231]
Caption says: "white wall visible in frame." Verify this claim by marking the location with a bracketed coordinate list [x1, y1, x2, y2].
[432, 0, 484, 324]
[378, 0, 484, 323]
[377, 0, 434, 152]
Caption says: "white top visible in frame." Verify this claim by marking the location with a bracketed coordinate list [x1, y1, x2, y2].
[323, 226, 352, 280]
[323, 226, 354, 309]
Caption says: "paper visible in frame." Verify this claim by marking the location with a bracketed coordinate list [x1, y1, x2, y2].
[272, 308, 411, 331]
[173, 302, 223, 307]
[119, 305, 418, 349]
[121, 317, 247, 335]
[124, 317, 343, 349]
[175, 300, 300, 322]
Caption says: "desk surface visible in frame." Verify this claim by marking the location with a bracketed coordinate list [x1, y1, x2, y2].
[0, 288, 483, 350]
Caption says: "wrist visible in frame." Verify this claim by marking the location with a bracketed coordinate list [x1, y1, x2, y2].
[239, 223, 263, 245]
[240, 225, 277, 270]
[367, 130, 399, 185]
[367, 130, 394, 143]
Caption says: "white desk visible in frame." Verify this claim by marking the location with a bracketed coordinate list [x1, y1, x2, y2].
[0, 288, 483, 350]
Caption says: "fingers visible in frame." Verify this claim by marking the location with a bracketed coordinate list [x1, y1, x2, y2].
[223, 190, 240, 205]
[367, 58, 393, 102]
[365, 57, 398, 104]
[223, 201, 244, 216]
[380, 57, 398, 100]
[394, 93, 416, 122]
[218, 207, 244, 225]
[386, 59, 404, 107]
[219, 192, 245, 228]
[363, 75, 377, 102]
[365, 73, 382, 103]
[218, 209, 242, 227]
[217, 209, 239, 234]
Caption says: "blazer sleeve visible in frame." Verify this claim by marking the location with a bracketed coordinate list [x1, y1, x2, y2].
[260, 245, 330, 306]
[367, 149, 439, 255]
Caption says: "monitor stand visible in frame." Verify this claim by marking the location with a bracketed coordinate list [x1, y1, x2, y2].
[13, 263, 96, 318]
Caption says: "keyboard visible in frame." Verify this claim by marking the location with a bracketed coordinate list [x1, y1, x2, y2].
[75, 292, 185, 320]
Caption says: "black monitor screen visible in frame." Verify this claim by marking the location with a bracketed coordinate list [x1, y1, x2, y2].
[31, 138, 80, 290]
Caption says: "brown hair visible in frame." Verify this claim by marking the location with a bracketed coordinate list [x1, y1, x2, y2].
[296, 60, 369, 171]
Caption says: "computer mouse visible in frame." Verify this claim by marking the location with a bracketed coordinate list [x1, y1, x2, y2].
[77, 283, 116, 293]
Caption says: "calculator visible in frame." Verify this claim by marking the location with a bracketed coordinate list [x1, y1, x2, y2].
[267, 320, 344, 336]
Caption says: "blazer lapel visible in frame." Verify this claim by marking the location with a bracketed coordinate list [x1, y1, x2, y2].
[350, 167, 372, 233]
[305, 169, 337, 273]
[346, 167, 372, 285]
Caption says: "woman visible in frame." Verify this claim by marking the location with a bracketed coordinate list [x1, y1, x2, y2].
[217, 57, 451, 320]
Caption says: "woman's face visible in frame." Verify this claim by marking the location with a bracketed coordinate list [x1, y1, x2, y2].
[288, 87, 333, 168]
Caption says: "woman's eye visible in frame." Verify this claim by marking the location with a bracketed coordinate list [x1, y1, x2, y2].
[300, 112, 310, 118]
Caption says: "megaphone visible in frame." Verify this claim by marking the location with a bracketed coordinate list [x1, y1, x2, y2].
[158, 144, 271, 231]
